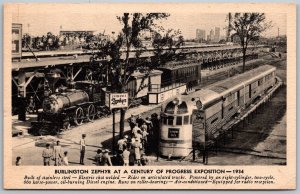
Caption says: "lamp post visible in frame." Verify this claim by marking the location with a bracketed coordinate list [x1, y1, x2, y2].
[112, 108, 115, 155]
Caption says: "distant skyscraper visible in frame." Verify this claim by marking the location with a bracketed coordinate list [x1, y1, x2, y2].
[196, 29, 206, 42]
[214, 27, 220, 42]
[209, 29, 214, 42]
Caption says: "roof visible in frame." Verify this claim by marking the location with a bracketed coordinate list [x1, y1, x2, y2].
[131, 70, 163, 78]
[209, 65, 276, 94]
[12, 45, 262, 70]
[165, 65, 276, 111]
[159, 61, 201, 70]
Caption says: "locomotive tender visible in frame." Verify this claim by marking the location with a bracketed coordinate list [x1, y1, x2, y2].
[160, 65, 277, 157]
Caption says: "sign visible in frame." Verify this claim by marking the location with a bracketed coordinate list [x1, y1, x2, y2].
[107, 93, 128, 109]
[168, 128, 180, 138]
[192, 109, 206, 147]
[12, 23, 22, 60]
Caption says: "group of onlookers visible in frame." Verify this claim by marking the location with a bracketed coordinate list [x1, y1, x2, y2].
[42, 141, 69, 166]
[15, 113, 161, 166]
[22, 32, 107, 51]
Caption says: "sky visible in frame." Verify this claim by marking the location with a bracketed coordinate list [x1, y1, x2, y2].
[12, 11, 286, 39]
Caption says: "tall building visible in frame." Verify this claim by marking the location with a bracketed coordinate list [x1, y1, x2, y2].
[214, 27, 220, 42]
[207, 35, 210, 41]
[196, 29, 206, 42]
[208, 29, 214, 42]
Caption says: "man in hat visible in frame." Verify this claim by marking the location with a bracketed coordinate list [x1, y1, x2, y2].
[53, 141, 63, 166]
[127, 114, 136, 132]
[79, 134, 86, 165]
[42, 143, 53, 166]
[136, 114, 144, 128]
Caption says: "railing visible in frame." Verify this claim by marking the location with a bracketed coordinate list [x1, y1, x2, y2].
[149, 81, 186, 93]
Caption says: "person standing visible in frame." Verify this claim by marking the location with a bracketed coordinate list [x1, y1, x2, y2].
[79, 134, 86, 165]
[122, 147, 130, 166]
[136, 114, 144, 128]
[95, 149, 102, 166]
[132, 139, 142, 166]
[127, 115, 136, 132]
[101, 149, 112, 166]
[17, 95, 26, 121]
[141, 128, 149, 152]
[62, 151, 69, 166]
[53, 141, 63, 166]
[129, 146, 135, 166]
[42, 143, 53, 166]
[132, 124, 141, 138]
[117, 136, 127, 154]
[15, 156, 22, 166]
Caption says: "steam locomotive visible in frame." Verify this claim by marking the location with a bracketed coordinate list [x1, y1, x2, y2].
[30, 81, 108, 135]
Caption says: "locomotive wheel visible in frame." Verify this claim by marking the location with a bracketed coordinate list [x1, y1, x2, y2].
[74, 107, 84, 125]
[87, 104, 96, 121]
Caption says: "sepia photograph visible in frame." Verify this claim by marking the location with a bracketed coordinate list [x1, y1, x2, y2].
[3, 3, 296, 189]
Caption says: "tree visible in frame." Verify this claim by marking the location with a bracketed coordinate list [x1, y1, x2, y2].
[152, 29, 183, 66]
[229, 13, 271, 72]
[92, 13, 181, 138]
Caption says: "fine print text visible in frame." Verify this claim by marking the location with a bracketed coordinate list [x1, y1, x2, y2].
[23, 169, 276, 186]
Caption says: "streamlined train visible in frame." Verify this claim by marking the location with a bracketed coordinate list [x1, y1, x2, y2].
[159, 65, 277, 157]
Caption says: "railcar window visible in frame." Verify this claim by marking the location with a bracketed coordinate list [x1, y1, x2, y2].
[163, 117, 167, 125]
[258, 79, 263, 86]
[176, 116, 183, 125]
[165, 102, 175, 114]
[211, 117, 218, 124]
[237, 91, 240, 106]
[177, 102, 188, 114]
[249, 84, 252, 98]
[167, 116, 174, 125]
[184, 115, 189, 124]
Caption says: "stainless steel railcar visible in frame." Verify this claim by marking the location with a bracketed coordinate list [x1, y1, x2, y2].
[160, 65, 277, 157]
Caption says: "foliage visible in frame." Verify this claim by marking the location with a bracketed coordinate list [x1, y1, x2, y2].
[228, 13, 271, 72]
[91, 13, 183, 137]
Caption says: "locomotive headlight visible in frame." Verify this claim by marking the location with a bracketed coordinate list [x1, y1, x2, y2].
[172, 98, 181, 105]
[191, 97, 202, 109]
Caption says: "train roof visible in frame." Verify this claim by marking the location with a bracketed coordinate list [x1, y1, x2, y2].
[208, 65, 276, 95]
[165, 64, 276, 112]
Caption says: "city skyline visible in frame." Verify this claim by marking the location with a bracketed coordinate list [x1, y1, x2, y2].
[12, 11, 286, 39]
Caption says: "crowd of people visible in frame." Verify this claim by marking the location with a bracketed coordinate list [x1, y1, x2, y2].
[22, 31, 109, 51]
[15, 113, 161, 166]
[94, 113, 160, 166]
